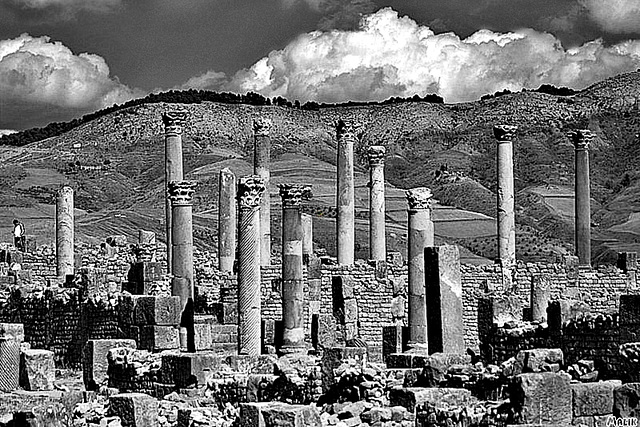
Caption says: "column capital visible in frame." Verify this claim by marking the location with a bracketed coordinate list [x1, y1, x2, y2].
[406, 187, 433, 211]
[57, 185, 73, 196]
[162, 110, 188, 135]
[570, 129, 594, 150]
[253, 117, 272, 136]
[168, 180, 197, 206]
[493, 125, 518, 142]
[367, 145, 386, 166]
[238, 175, 265, 209]
[336, 119, 363, 142]
[279, 184, 313, 208]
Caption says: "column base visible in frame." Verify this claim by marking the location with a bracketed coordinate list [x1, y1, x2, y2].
[279, 345, 307, 356]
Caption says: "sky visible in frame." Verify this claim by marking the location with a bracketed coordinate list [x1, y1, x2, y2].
[1, 0, 640, 132]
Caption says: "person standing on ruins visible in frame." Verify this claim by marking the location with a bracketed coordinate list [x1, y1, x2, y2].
[12, 219, 25, 252]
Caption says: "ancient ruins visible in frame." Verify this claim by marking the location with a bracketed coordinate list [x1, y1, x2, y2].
[0, 113, 638, 427]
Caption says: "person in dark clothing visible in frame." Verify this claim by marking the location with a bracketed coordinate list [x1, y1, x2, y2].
[13, 219, 25, 252]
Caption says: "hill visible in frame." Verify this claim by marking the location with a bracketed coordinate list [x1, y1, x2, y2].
[1, 71, 639, 264]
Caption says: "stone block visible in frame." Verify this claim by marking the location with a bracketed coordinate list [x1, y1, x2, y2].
[226, 354, 277, 374]
[510, 372, 572, 424]
[128, 262, 163, 287]
[530, 274, 551, 322]
[479, 295, 522, 329]
[321, 347, 367, 392]
[139, 325, 179, 351]
[344, 299, 358, 324]
[82, 339, 137, 390]
[571, 415, 610, 427]
[620, 296, 640, 325]
[161, 353, 224, 388]
[20, 349, 55, 391]
[260, 402, 321, 427]
[194, 322, 212, 351]
[0, 323, 24, 343]
[133, 296, 181, 326]
[614, 383, 640, 418]
[548, 300, 591, 334]
[572, 381, 616, 417]
[308, 279, 322, 300]
[0, 338, 20, 392]
[382, 325, 405, 362]
[389, 387, 473, 413]
[515, 348, 564, 373]
[316, 314, 338, 350]
[108, 393, 158, 427]
[177, 407, 220, 427]
[223, 302, 237, 324]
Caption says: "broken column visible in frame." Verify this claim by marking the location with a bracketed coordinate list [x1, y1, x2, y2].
[531, 274, 551, 323]
[135, 230, 156, 263]
[406, 187, 434, 349]
[367, 145, 386, 262]
[301, 213, 313, 263]
[56, 185, 74, 278]
[493, 124, 518, 289]
[163, 110, 186, 273]
[571, 129, 594, 266]
[336, 119, 360, 265]
[168, 180, 196, 352]
[279, 184, 312, 354]
[237, 176, 266, 356]
[253, 117, 272, 266]
[218, 168, 237, 273]
[425, 244, 465, 354]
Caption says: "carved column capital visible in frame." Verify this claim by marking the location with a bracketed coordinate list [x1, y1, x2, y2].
[253, 117, 272, 136]
[367, 145, 386, 166]
[238, 176, 265, 209]
[279, 184, 312, 208]
[168, 180, 197, 206]
[493, 125, 518, 142]
[571, 129, 594, 150]
[57, 185, 73, 197]
[336, 119, 363, 143]
[162, 110, 188, 136]
[406, 187, 433, 211]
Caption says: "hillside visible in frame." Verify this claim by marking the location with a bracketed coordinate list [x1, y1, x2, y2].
[0, 70, 639, 264]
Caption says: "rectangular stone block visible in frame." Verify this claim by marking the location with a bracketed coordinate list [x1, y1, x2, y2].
[82, 339, 137, 390]
[572, 381, 616, 417]
[223, 302, 238, 324]
[259, 402, 321, 427]
[424, 245, 465, 354]
[344, 299, 358, 324]
[382, 325, 405, 363]
[133, 296, 181, 326]
[479, 294, 522, 330]
[108, 393, 158, 427]
[389, 387, 473, 413]
[316, 314, 338, 350]
[194, 322, 212, 351]
[308, 279, 322, 300]
[225, 354, 277, 374]
[177, 408, 221, 427]
[0, 338, 20, 392]
[20, 349, 54, 391]
[139, 325, 179, 351]
[510, 373, 572, 424]
[516, 348, 564, 373]
[161, 353, 224, 388]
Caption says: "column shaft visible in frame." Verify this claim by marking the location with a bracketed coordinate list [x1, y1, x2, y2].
[56, 186, 74, 278]
[163, 111, 186, 273]
[368, 146, 386, 261]
[218, 168, 237, 273]
[573, 130, 593, 266]
[254, 118, 272, 266]
[336, 120, 358, 265]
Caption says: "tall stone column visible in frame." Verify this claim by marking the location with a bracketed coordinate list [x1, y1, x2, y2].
[301, 214, 313, 263]
[163, 110, 186, 273]
[218, 168, 237, 273]
[279, 184, 312, 354]
[168, 180, 196, 351]
[494, 125, 518, 289]
[336, 119, 360, 265]
[367, 145, 386, 262]
[406, 187, 434, 349]
[253, 118, 272, 266]
[56, 186, 74, 278]
[237, 176, 266, 356]
[571, 130, 594, 266]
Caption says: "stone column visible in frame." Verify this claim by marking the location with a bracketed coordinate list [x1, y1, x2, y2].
[56, 186, 74, 278]
[168, 180, 196, 351]
[279, 184, 312, 354]
[163, 110, 186, 273]
[218, 168, 237, 273]
[336, 119, 360, 265]
[406, 187, 434, 349]
[237, 176, 266, 356]
[494, 125, 518, 288]
[301, 214, 313, 263]
[531, 274, 551, 323]
[571, 130, 594, 266]
[253, 118, 272, 266]
[367, 145, 386, 262]
[136, 230, 156, 262]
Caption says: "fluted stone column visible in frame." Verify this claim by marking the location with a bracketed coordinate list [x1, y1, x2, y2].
[336, 119, 360, 265]
[237, 176, 266, 356]
[279, 184, 312, 354]
[253, 118, 272, 266]
[169, 180, 196, 351]
[367, 145, 386, 262]
[301, 213, 313, 263]
[406, 187, 434, 349]
[218, 168, 237, 273]
[163, 110, 186, 273]
[494, 125, 518, 289]
[572, 130, 594, 266]
[56, 186, 74, 278]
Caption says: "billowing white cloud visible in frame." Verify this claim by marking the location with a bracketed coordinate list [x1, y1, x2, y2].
[581, 0, 640, 34]
[179, 70, 228, 91]
[0, 129, 17, 136]
[189, 8, 640, 103]
[8, 0, 121, 13]
[0, 33, 141, 118]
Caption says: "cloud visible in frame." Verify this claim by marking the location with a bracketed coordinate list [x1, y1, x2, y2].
[8, 0, 121, 13]
[581, 0, 640, 34]
[0, 129, 18, 136]
[282, 0, 376, 30]
[203, 8, 640, 104]
[0, 33, 141, 129]
[179, 70, 228, 90]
